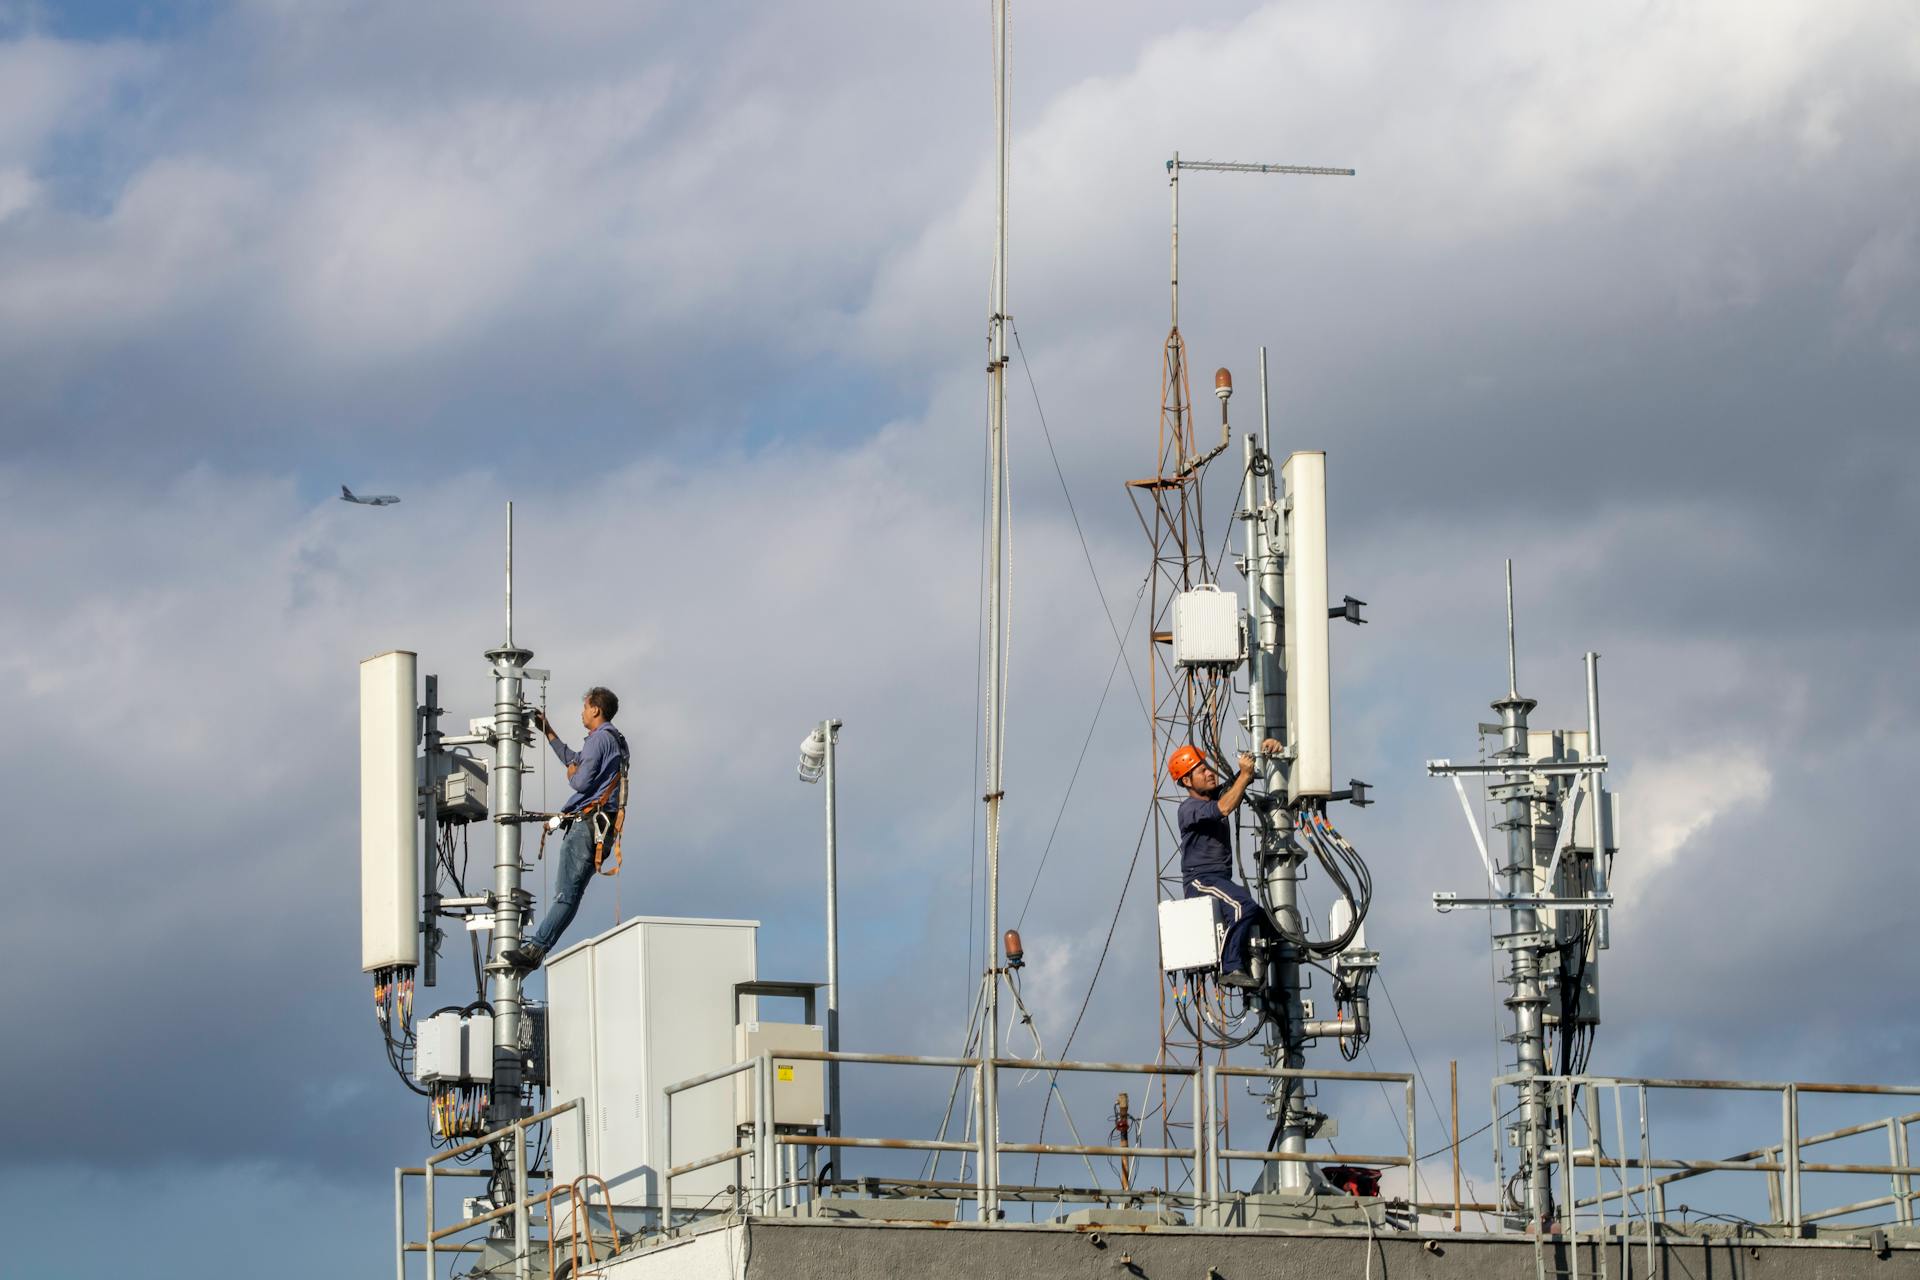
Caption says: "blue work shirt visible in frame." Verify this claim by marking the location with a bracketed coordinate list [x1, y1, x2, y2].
[1178, 794, 1234, 880]
[550, 724, 629, 813]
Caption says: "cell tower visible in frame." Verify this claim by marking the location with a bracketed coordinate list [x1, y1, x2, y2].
[1127, 151, 1353, 1168]
[1426, 564, 1617, 1231]
[361, 504, 551, 1239]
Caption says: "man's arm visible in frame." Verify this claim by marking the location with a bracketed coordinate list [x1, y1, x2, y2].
[532, 708, 582, 768]
[1216, 738, 1284, 816]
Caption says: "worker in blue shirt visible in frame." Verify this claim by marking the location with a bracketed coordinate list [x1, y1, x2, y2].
[503, 686, 630, 971]
[1168, 738, 1281, 989]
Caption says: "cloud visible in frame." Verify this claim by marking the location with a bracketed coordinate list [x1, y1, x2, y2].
[1617, 748, 1772, 900]
[3, 2, 1919, 1266]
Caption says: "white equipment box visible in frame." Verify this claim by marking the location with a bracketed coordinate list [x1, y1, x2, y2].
[414, 1009, 493, 1084]
[1172, 584, 1242, 666]
[1158, 897, 1221, 973]
[548, 916, 758, 1217]
[733, 1021, 826, 1129]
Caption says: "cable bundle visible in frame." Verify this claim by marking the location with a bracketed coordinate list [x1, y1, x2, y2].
[1294, 807, 1373, 958]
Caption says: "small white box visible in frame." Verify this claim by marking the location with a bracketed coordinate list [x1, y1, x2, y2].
[415, 1009, 494, 1083]
[415, 1010, 463, 1083]
[1158, 897, 1221, 973]
[462, 1012, 494, 1082]
[1173, 585, 1242, 667]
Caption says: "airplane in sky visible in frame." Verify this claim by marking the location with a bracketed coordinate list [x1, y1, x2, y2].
[340, 485, 401, 506]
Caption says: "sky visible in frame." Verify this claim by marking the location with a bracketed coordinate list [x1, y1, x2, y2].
[3, 1, 1918, 1274]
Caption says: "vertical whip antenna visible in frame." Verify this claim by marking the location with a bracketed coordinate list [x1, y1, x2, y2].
[1505, 558, 1517, 699]
[505, 501, 515, 646]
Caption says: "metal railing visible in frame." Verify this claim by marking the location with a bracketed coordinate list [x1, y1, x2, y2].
[393, 1097, 586, 1280]
[662, 1049, 1417, 1228]
[1491, 1072, 1920, 1270]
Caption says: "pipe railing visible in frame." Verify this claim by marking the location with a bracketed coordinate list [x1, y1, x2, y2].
[393, 1097, 585, 1280]
[1489, 1073, 1920, 1251]
[660, 1050, 1417, 1229]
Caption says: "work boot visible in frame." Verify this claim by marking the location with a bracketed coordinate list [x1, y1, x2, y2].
[504, 942, 547, 971]
[1218, 969, 1257, 989]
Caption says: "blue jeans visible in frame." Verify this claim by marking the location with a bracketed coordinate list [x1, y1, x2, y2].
[1186, 874, 1259, 974]
[527, 818, 596, 953]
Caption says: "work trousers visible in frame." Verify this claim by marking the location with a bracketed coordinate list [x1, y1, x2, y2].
[527, 818, 597, 953]
[1185, 873, 1259, 975]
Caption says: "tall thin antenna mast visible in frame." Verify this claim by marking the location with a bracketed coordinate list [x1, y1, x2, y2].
[978, 0, 1011, 1219]
[1133, 151, 1352, 1175]
[485, 503, 533, 1149]
[1505, 558, 1517, 698]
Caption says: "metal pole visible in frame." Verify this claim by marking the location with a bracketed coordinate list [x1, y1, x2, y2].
[1241, 425, 1307, 1190]
[1191, 1066, 1207, 1220]
[1169, 152, 1180, 330]
[1452, 1060, 1463, 1231]
[425, 1156, 436, 1278]
[1258, 345, 1272, 468]
[979, 0, 1009, 1219]
[513, 1121, 530, 1280]
[394, 1167, 407, 1280]
[486, 502, 534, 1211]
[1584, 652, 1610, 952]
[823, 720, 843, 1143]
[1496, 561, 1550, 1226]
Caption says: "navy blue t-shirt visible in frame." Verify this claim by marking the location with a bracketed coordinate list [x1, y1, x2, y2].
[1178, 794, 1233, 879]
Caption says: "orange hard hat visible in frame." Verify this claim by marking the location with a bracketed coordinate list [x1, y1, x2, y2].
[1167, 744, 1206, 783]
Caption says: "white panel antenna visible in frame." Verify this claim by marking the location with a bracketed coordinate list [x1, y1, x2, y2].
[1281, 451, 1332, 799]
[360, 650, 419, 972]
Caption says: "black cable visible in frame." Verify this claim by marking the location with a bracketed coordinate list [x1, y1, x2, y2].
[1015, 573, 1149, 928]
[1029, 801, 1152, 1165]
[1009, 321, 1149, 719]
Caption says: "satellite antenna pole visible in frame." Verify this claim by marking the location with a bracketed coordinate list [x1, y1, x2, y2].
[978, 0, 1011, 1218]
[485, 503, 534, 1155]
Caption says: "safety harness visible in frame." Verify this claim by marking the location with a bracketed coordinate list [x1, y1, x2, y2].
[541, 726, 631, 876]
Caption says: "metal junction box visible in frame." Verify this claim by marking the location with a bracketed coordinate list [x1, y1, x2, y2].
[414, 1009, 493, 1084]
[1172, 585, 1242, 667]
[548, 916, 759, 1219]
[1158, 897, 1221, 973]
[439, 754, 490, 823]
[733, 1021, 826, 1129]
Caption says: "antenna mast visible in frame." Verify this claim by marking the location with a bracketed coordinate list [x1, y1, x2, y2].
[977, 0, 1012, 1218]
[1427, 564, 1617, 1232]
[1131, 151, 1353, 1174]
[485, 503, 534, 1137]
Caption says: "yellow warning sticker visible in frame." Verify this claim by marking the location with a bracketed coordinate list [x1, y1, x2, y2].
[777, 1065, 795, 1082]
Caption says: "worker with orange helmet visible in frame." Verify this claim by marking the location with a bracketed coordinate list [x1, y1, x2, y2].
[1168, 737, 1282, 989]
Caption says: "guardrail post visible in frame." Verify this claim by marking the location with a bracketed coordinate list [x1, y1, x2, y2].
[974, 1064, 988, 1220]
[1784, 1085, 1802, 1231]
[1191, 1065, 1207, 1224]
[1406, 1074, 1418, 1217]
[1897, 1118, 1914, 1227]
[758, 1053, 775, 1213]
[662, 1087, 674, 1235]
[514, 1120, 530, 1280]
[975, 1059, 990, 1220]
[425, 1155, 436, 1278]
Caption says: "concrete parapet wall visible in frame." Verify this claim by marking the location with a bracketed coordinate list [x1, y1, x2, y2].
[596, 1216, 1915, 1280]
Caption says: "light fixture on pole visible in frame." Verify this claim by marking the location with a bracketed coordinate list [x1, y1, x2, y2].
[797, 721, 843, 1143]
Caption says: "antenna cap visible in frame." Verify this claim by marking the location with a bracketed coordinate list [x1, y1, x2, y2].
[1214, 368, 1233, 401]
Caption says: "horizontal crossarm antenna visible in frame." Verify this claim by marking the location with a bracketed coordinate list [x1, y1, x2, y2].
[1170, 160, 1355, 176]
